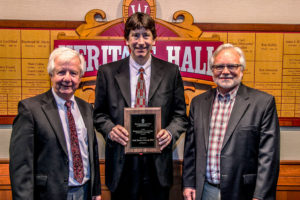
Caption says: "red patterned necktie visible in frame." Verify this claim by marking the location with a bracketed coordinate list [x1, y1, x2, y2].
[65, 100, 84, 183]
[135, 67, 146, 107]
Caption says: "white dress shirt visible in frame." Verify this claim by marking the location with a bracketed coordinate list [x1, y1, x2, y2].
[52, 88, 90, 186]
[129, 55, 152, 108]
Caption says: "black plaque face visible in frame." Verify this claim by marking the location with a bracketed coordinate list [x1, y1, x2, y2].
[124, 107, 161, 154]
[130, 114, 156, 148]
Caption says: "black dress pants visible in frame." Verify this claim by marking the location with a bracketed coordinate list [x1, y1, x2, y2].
[111, 154, 169, 200]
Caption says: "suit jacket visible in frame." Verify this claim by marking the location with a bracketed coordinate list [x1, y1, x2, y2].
[93, 56, 187, 192]
[9, 90, 101, 200]
[182, 84, 280, 200]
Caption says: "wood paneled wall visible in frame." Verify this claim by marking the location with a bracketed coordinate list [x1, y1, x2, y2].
[1, 159, 299, 200]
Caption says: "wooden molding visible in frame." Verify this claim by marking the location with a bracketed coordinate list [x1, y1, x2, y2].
[1, 159, 300, 200]
[1, 20, 300, 32]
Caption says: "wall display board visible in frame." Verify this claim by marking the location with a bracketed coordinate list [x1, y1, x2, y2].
[201, 31, 300, 122]
[1, 29, 300, 125]
[0, 29, 77, 120]
[0, 0, 299, 126]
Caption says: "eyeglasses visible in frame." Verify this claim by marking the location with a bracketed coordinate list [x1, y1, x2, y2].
[211, 64, 243, 72]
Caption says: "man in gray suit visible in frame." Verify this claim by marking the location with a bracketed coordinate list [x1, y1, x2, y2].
[183, 43, 280, 200]
[93, 12, 187, 200]
[10, 47, 101, 200]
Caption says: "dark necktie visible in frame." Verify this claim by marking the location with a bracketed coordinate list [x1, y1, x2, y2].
[65, 100, 84, 183]
[135, 67, 146, 107]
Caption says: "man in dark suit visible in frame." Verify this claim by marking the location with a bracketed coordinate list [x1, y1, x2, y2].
[93, 12, 187, 200]
[9, 47, 101, 200]
[182, 43, 280, 200]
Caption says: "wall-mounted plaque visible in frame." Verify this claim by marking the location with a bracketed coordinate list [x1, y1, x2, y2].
[124, 107, 161, 154]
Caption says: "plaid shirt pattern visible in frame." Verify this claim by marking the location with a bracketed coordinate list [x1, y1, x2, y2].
[206, 86, 238, 184]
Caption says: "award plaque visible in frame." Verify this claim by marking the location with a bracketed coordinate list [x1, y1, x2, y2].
[124, 107, 161, 154]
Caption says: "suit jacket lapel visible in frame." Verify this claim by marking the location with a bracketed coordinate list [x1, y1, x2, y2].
[222, 84, 250, 150]
[148, 57, 163, 102]
[41, 90, 68, 156]
[203, 89, 215, 150]
[115, 57, 131, 107]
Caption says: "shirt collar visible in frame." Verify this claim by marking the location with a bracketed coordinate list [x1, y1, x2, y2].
[216, 84, 239, 102]
[52, 88, 75, 109]
[130, 55, 151, 75]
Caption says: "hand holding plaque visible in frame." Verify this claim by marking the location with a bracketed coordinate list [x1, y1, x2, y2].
[124, 107, 161, 154]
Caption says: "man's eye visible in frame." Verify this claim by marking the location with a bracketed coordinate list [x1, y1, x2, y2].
[57, 71, 65, 75]
[216, 65, 225, 70]
[227, 65, 235, 70]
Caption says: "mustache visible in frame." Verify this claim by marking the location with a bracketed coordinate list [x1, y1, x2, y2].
[219, 75, 234, 79]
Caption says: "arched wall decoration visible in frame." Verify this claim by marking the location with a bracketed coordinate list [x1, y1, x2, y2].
[55, 0, 222, 114]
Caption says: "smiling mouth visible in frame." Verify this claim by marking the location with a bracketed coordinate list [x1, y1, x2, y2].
[135, 48, 147, 51]
[61, 85, 72, 88]
[219, 76, 234, 79]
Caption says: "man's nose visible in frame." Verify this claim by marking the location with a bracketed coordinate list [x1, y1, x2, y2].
[137, 36, 145, 44]
[63, 72, 71, 81]
[222, 66, 230, 73]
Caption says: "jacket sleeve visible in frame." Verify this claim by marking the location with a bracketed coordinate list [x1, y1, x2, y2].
[253, 96, 280, 200]
[92, 129, 102, 196]
[165, 66, 188, 141]
[9, 101, 35, 199]
[93, 68, 116, 139]
[182, 98, 196, 188]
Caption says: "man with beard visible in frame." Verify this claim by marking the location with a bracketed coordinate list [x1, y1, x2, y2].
[93, 12, 187, 200]
[10, 47, 101, 200]
[182, 43, 280, 200]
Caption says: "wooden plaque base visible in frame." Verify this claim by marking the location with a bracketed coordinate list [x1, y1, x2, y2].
[124, 107, 161, 154]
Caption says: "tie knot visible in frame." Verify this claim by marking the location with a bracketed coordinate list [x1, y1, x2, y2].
[139, 67, 145, 73]
[65, 100, 72, 109]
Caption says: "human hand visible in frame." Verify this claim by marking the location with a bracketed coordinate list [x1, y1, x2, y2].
[183, 187, 196, 200]
[109, 125, 129, 146]
[157, 129, 172, 151]
[92, 195, 101, 200]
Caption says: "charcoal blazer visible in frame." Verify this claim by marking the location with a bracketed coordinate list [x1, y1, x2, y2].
[9, 90, 101, 200]
[182, 84, 280, 200]
[93, 56, 187, 192]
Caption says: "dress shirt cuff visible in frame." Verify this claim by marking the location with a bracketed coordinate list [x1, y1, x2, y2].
[166, 129, 173, 139]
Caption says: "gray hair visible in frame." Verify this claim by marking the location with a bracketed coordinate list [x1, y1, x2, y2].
[209, 43, 246, 71]
[47, 47, 86, 77]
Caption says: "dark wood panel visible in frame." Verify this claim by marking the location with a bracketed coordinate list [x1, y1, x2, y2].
[1, 160, 300, 200]
[0, 117, 14, 125]
[1, 20, 300, 32]
[0, 20, 83, 29]
[195, 23, 300, 32]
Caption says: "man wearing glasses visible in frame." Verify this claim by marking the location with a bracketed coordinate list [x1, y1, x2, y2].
[182, 43, 280, 200]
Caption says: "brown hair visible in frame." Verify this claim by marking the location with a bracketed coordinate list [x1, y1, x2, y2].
[124, 12, 157, 40]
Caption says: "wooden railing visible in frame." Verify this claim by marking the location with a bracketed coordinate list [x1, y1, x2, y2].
[1, 159, 299, 200]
